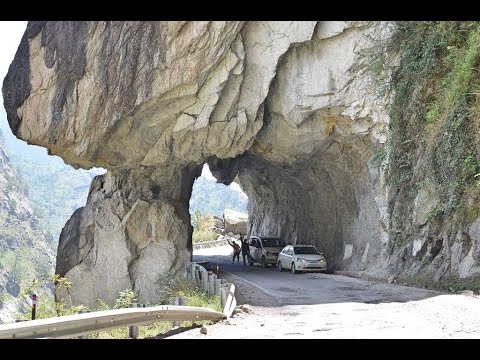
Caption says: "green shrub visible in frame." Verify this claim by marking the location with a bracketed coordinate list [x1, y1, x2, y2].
[464, 155, 479, 176]
[427, 204, 443, 220]
[113, 289, 138, 309]
[192, 229, 216, 243]
[192, 213, 217, 243]
[425, 101, 441, 123]
[371, 149, 388, 169]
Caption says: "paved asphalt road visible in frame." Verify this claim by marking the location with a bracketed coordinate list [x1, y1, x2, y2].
[166, 245, 480, 338]
[192, 245, 438, 306]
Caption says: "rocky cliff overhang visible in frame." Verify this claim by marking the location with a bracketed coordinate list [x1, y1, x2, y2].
[3, 21, 396, 305]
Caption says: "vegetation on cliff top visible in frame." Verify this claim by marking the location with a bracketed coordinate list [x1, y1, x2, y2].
[370, 22, 480, 242]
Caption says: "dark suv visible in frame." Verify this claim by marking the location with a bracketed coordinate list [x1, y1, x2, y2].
[247, 236, 286, 267]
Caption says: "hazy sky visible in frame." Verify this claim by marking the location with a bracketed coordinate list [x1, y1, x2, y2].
[0, 21, 27, 96]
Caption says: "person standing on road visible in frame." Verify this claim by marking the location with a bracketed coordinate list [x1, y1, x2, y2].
[227, 239, 241, 264]
[240, 236, 253, 266]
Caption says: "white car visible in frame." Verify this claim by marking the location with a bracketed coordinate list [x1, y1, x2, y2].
[277, 245, 327, 274]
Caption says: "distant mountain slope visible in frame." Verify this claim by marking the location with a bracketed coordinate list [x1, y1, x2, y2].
[0, 114, 104, 243]
[189, 175, 248, 216]
[0, 128, 55, 323]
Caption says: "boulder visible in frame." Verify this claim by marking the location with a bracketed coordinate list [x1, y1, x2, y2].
[387, 276, 397, 284]
[224, 209, 248, 236]
[213, 218, 224, 229]
[214, 228, 225, 235]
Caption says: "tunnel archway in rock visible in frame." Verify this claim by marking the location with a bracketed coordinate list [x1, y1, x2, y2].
[189, 163, 248, 221]
[189, 163, 249, 252]
[3, 21, 394, 306]
[207, 128, 387, 272]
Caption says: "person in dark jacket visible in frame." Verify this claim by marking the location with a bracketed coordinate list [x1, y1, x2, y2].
[240, 236, 254, 266]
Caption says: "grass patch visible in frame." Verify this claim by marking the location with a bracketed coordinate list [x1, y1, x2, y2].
[400, 274, 480, 293]
[445, 277, 480, 292]
[371, 149, 388, 169]
[425, 101, 441, 123]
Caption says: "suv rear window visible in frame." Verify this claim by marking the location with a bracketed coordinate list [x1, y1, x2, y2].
[261, 238, 286, 247]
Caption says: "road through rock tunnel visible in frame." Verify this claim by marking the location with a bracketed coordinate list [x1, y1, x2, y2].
[3, 21, 394, 306]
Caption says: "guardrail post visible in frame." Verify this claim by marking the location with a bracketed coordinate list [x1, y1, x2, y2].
[202, 272, 208, 294]
[184, 263, 190, 279]
[78, 310, 89, 339]
[208, 273, 215, 297]
[222, 283, 236, 318]
[172, 297, 180, 327]
[223, 283, 231, 312]
[214, 279, 221, 297]
[190, 264, 196, 282]
[31, 293, 37, 320]
[220, 286, 226, 308]
[194, 269, 200, 286]
[129, 303, 139, 339]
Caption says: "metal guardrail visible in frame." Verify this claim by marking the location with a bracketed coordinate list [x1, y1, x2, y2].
[0, 261, 238, 339]
[185, 262, 236, 318]
[193, 239, 228, 248]
[0, 305, 225, 339]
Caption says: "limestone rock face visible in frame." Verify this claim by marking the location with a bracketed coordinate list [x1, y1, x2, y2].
[3, 21, 315, 170]
[5, 21, 480, 304]
[55, 165, 199, 306]
[223, 209, 248, 236]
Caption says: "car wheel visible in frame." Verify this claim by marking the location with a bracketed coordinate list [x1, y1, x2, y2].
[277, 261, 283, 272]
[261, 256, 268, 268]
[291, 263, 297, 274]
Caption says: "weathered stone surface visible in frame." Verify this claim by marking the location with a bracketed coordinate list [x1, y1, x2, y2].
[56, 165, 200, 307]
[223, 209, 248, 236]
[214, 228, 225, 235]
[5, 21, 480, 305]
[412, 184, 439, 228]
[3, 21, 315, 170]
[213, 218, 224, 229]
[387, 276, 397, 284]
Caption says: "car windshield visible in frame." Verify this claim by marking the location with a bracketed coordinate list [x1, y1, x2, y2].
[294, 246, 320, 255]
[261, 238, 286, 247]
